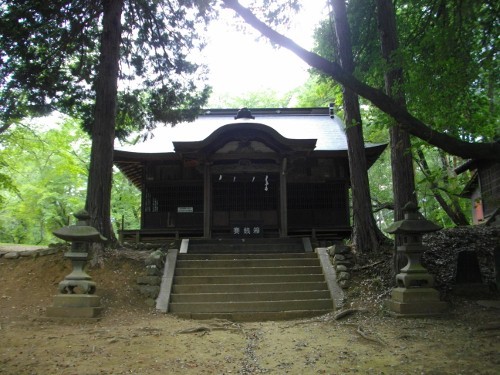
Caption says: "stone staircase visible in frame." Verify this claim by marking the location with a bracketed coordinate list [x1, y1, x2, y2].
[163, 238, 337, 321]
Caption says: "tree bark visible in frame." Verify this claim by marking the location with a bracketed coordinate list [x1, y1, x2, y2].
[86, 0, 123, 255]
[330, 0, 384, 252]
[376, 0, 417, 221]
[222, 0, 500, 161]
[375, 0, 417, 273]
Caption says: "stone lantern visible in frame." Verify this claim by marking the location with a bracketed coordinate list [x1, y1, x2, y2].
[46, 210, 106, 319]
[384, 202, 447, 316]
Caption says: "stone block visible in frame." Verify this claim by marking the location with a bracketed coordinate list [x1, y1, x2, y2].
[386, 287, 448, 316]
[20, 250, 36, 257]
[145, 250, 164, 267]
[4, 252, 20, 259]
[51, 294, 101, 308]
[136, 285, 160, 298]
[146, 265, 161, 276]
[339, 280, 350, 288]
[336, 265, 348, 272]
[46, 294, 103, 318]
[390, 287, 440, 303]
[335, 260, 353, 267]
[338, 271, 350, 281]
[333, 244, 350, 255]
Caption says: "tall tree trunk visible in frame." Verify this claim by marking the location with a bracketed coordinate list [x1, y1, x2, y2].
[376, 0, 417, 220]
[376, 0, 417, 272]
[86, 0, 123, 262]
[330, 0, 385, 253]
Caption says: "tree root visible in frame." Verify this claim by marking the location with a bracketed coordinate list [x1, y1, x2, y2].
[351, 260, 385, 272]
[355, 325, 387, 346]
[334, 308, 367, 320]
[175, 321, 242, 335]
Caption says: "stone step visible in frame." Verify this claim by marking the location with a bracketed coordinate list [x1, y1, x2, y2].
[173, 310, 331, 321]
[169, 299, 334, 313]
[170, 290, 332, 303]
[175, 266, 323, 277]
[173, 274, 326, 285]
[176, 258, 320, 268]
[172, 281, 329, 294]
[186, 244, 304, 253]
[165, 247, 337, 320]
[177, 252, 317, 260]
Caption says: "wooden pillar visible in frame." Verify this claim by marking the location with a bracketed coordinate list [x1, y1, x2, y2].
[203, 162, 212, 238]
[280, 157, 288, 237]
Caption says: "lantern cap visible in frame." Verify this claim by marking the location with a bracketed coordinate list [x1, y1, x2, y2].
[52, 210, 107, 242]
[384, 201, 442, 234]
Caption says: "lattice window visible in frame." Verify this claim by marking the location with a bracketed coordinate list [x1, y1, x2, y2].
[143, 184, 203, 213]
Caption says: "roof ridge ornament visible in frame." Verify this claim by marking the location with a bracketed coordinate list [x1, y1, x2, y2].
[234, 107, 255, 120]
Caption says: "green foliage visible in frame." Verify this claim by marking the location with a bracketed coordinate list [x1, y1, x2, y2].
[304, 0, 496, 226]
[0, 117, 141, 244]
[111, 171, 141, 232]
[293, 75, 342, 108]
[397, 0, 499, 141]
[0, 0, 214, 137]
[0, 118, 90, 244]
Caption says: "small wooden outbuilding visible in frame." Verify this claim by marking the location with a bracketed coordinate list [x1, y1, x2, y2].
[456, 159, 500, 226]
[113, 107, 386, 242]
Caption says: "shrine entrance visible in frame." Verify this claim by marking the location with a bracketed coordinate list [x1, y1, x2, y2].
[211, 172, 280, 237]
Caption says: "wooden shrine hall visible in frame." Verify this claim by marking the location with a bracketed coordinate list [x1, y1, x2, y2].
[113, 107, 386, 243]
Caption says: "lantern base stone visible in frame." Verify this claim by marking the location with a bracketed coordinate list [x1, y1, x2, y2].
[386, 287, 447, 317]
[46, 294, 103, 319]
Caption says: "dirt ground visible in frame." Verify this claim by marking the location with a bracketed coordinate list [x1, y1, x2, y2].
[1, 248, 499, 375]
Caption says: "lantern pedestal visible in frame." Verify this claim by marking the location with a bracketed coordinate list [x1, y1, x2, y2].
[46, 295, 103, 319]
[46, 210, 106, 320]
[384, 202, 447, 317]
[386, 287, 447, 317]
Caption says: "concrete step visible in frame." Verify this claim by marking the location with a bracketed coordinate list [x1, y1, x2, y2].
[173, 274, 326, 285]
[175, 266, 323, 277]
[173, 310, 331, 321]
[165, 248, 336, 321]
[172, 281, 329, 294]
[178, 253, 317, 260]
[186, 244, 304, 253]
[186, 238, 306, 254]
[176, 258, 320, 268]
[170, 290, 332, 303]
[169, 299, 334, 313]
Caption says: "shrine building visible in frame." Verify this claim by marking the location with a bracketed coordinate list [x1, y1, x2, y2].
[113, 107, 386, 243]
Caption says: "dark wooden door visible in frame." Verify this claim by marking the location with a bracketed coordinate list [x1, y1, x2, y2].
[212, 173, 279, 236]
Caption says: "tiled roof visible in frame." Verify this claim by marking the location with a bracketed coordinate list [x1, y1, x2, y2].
[115, 108, 359, 153]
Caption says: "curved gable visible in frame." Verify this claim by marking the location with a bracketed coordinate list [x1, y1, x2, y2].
[173, 122, 317, 158]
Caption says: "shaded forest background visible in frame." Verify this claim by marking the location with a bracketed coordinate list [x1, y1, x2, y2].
[0, 0, 497, 245]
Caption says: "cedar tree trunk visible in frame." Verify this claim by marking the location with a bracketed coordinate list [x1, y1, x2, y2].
[86, 0, 123, 256]
[376, 0, 418, 220]
[330, 0, 385, 252]
[376, 0, 418, 272]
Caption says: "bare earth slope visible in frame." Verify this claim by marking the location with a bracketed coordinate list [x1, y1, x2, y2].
[1, 250, 499, 374]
